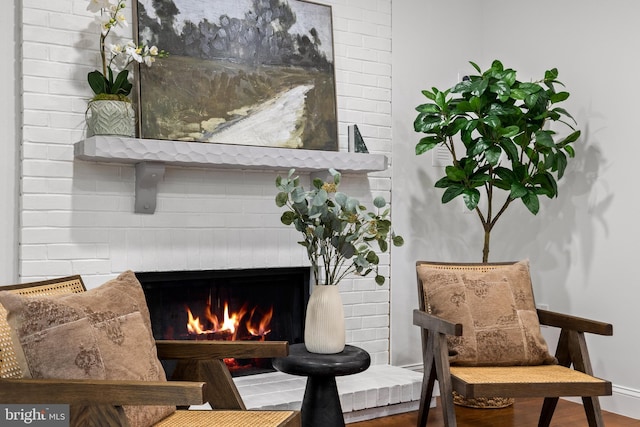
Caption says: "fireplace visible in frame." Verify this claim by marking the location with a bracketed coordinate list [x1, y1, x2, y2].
[137, 267, 310, 376]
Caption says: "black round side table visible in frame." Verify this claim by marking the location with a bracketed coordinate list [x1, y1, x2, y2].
[272, 343, 371, 427]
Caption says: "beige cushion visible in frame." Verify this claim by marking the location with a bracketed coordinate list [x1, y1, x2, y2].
[0, 271, 174, 427]
[417, 260, 556, 366]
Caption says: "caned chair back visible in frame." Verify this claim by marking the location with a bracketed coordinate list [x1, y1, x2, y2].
[0, 275, 86, 378]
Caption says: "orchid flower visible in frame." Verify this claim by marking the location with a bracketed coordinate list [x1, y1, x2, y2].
[86, 0, 167, 99]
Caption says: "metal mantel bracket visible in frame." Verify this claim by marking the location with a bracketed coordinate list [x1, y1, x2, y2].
[134, 162, 165, 214]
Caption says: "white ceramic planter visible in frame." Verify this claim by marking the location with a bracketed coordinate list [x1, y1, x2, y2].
[304, 284, 345, 354]
[86, 100, 135, 137]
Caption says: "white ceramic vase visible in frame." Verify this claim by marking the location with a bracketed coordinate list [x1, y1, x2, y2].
[304, 284, 345, 354]
[86, 100, 135, 137]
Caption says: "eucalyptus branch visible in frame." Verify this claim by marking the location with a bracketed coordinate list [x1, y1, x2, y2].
[276, 169, 403, 287]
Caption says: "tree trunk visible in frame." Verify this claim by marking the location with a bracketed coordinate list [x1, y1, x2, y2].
[482, 229, 491, 263]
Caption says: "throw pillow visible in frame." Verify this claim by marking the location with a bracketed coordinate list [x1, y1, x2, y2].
[0, 270, 175, 427]
[416, 260, 556, 366]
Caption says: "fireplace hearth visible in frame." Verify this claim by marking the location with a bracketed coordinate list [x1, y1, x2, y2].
[137, 267, 310, 376]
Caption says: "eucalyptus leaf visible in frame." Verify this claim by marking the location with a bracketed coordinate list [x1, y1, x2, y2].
[275, 192, 288, 207]
[373, 196, 386, 209]
[312, 189, 328, 206]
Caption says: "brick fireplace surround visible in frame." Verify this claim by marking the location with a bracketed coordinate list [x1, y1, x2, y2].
[19, 0, 425, 421]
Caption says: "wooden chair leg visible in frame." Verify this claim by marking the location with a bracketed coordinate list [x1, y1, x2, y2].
[549, 329, 606, 427]
[568, 330, 606, 427]
[538, 397, 559, 427]
[417, 331, 437, 427]
[583, 396, 606, 427]
[433, 332, 457, 427]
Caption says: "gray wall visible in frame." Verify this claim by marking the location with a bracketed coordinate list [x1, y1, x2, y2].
[392, 0, 640, 418]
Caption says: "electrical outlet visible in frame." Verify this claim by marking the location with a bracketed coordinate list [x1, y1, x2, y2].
[432, 145, 450, 167]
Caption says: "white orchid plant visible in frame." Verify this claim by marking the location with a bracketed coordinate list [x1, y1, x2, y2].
[87, 0, 167, 101]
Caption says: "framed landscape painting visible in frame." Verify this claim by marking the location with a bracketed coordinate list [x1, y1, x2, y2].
[134, 0, 338, 151]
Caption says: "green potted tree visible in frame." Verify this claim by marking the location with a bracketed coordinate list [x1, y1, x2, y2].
[86, 0, 167, 137]
[275, 169, 403, 353]
[413, 59, 581, 409]
[414, 60, 580, 262]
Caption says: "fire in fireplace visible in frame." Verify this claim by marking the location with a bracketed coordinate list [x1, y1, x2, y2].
[136, 267, 310, 376]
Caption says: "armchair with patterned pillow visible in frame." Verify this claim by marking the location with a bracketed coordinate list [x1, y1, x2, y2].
[413, 260, 613, 427]
[0, 271, 300, 427]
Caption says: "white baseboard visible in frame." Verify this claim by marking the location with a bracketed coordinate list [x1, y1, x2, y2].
[602, 385, 640, 420]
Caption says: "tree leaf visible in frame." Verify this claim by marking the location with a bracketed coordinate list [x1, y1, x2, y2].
[544, 68, 559, 81]
[462, 189, 480, 210]
[481, 115, 500, 128]
[557, 130, 581, 147]
[421, 89, 436, 100]
[499, 137, 519, 161]
[485, 145, 502, 165]
[442, 185, 465, 203]
[469, 79, 489, 97]
[446, 117, 469, 136]
[434, 177, 454, 188]
[445, 165, 466, 182]
[510, 182, 527, 199]
[413, 113, 443, 133]
[415, 136, 440, 155]
[550, 91, 570, 103]
[435, 91, 447, 109]
[556, 150, 568, 179]
[499, 125, 520, 138]
[522, 191, 540, 214]
[535, 130, 555, 148]
[415, 103, 441, 113]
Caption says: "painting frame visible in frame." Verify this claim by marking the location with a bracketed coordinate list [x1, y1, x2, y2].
[133, 0, 338, 151]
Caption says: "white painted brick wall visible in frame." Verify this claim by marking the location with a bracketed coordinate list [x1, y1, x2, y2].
[20, 0, 393, 363]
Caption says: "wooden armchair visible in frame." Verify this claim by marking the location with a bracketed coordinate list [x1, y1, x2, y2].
[413, 261, 613, 427]
[0, 275, 301, 427]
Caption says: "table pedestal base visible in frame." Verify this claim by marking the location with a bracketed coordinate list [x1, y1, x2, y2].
[302, 376, 344, 427]
[272, 344, 371, 427]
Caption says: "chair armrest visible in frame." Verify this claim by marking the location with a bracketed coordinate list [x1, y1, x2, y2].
[155, 340, 289, 360]
[413, 309, 462, 336]
[537, 309, 613, 336]
[0, 378, 206, 406]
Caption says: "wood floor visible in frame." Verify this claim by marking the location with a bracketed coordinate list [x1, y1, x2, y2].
[349, 398, 640, 426]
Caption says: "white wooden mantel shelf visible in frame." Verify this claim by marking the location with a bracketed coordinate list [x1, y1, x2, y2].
[74, 136, 388, 214]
